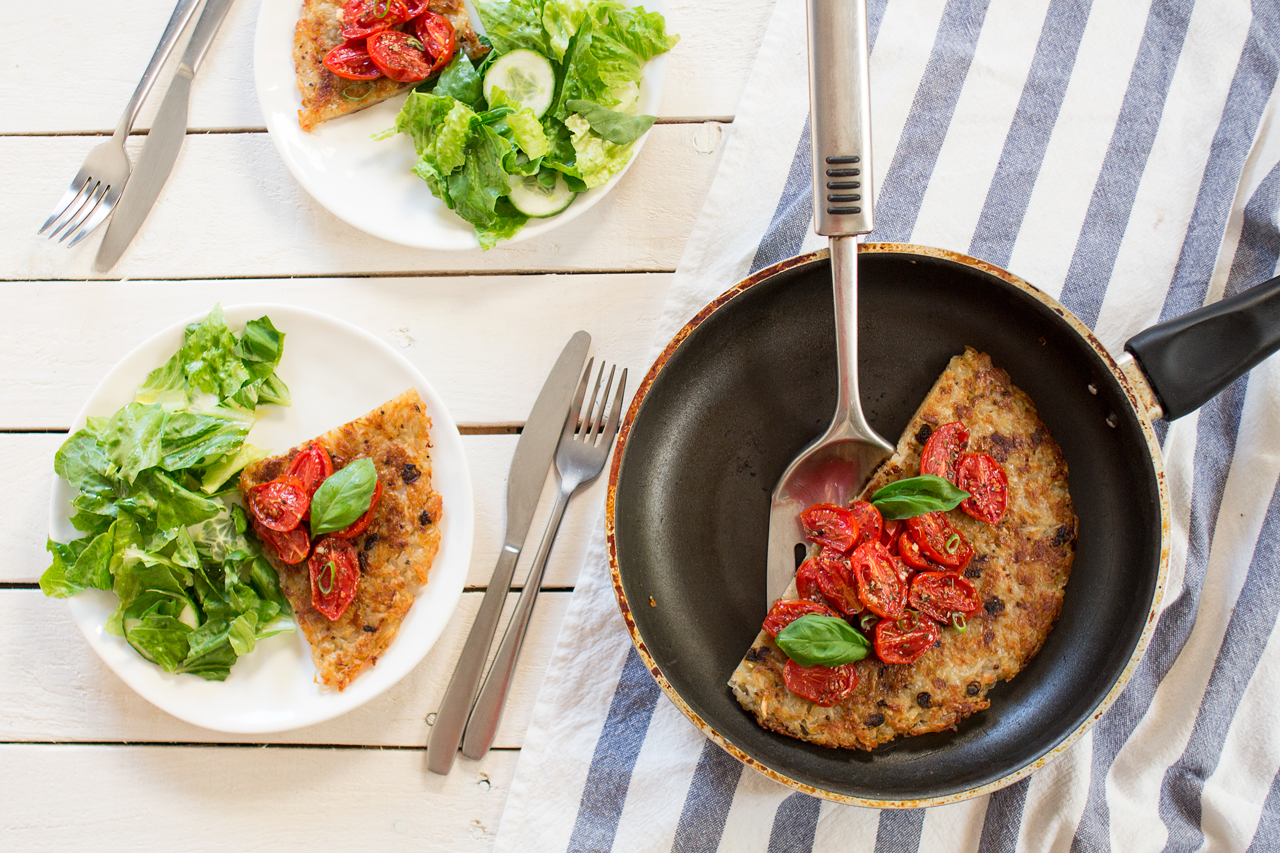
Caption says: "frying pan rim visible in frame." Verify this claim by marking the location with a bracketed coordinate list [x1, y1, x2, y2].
[605, 243, 1171, 808]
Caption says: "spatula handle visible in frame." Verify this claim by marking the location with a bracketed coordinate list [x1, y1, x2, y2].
[806, 0, 874, 237]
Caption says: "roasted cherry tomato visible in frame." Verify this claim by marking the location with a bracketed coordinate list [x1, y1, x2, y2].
[810, 549, 862, 615]
[800, 503, 860, 553]
[897, 530, 934, 570]
[309, 537, 361, 620]
[332, 478, 383, 540]
[880, 517, 902, 550]
[762, 598, 838, 638]
[252, 518, 311, 565]
[414, 10, 457, 75]
[246, 475, 309, 532]
[782, 659, 858, 706]
[956, 452, 1009, 524]
[919, 421, 970, 483]
[323, 40, 382, 80]
[340, 0, 408, 39]
[908, 571, 982, 625]
[874, 611, 941, 665]
[367, 30, 434, 82]
[905, 512, 971, 569]
[847, 500, 883, 549]
[286, 442, 335, 517]
[794, 555, 827, 604]
[849, 541, 906, 620]
[402, 0, 430, 15]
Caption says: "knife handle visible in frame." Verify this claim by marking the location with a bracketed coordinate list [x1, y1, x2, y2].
[427, 544, 521, 774]
[115, 0, 203, 140]
[179, 0, 237, 77]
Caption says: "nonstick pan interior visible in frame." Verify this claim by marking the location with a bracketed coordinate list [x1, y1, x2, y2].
[610, 247, 1165, 804]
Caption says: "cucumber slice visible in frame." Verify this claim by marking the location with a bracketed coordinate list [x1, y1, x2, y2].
[508, 172, 577, 218]
[483, 49, 556, 118]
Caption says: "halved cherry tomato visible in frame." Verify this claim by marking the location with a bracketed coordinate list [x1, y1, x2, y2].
[246, 475, 309, 532]
[309, 537, 361, 620]
[800, 503, 860, 553]
[919, 421, 970, 482]
[323, 40, 382, 80]
[794, 555, 827, 603]
[810, 549, 862, 615]
[340, 0, 409, 39]
[286, 442, 335, 516]
[908, 571, 982, 624]
[762, 598, 838, 638]
[956, 452, 1009, 524]
[874, 612, 940, 665]
[331, 478, 383, 540]
[367, 30, 434, 82]
[252, 518, 311, 565]
[847, 500, 883, 549]
[402, 0, 430, 15]
[880, 517, 902, 550]
[898, 530, 934, 570]
[414, 10, 457, 75]
[782, 659, 858, 706]
[849, 541, 906, 620]
[905, 512, 971, 569]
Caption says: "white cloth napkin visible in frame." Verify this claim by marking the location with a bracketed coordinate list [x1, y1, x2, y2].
[493, 1, 1280, 850]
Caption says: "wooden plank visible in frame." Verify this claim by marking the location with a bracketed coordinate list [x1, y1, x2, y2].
[0, 742, 517, 850]
[0, 275, 670, 428]
[3, 0, 773, 134]
[0, 587, 577, 747]
[5, 125, 725, 280]
[8, 432, 613, 590]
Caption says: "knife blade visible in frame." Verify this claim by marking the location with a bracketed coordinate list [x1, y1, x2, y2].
[94, 0, 237, 272]
[427, 331, 591, 775]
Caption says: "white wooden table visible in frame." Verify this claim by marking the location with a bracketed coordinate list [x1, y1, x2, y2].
[1, 1, 772, 847]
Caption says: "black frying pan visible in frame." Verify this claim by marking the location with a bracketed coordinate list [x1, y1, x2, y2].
[605, 244, 1280, 806]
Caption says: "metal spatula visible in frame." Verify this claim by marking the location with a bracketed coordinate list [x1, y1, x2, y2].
[765, 0, 893, 606]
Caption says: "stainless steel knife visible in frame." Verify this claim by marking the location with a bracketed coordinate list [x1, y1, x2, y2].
[94, 0, 237, 272]
[427, 331, 591, 775]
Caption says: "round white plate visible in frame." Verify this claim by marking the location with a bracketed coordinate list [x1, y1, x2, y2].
[48, 304, 475, 733]
[253, 0, 669, 250]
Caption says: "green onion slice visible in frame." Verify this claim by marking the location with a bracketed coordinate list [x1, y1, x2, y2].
[342, 84, 372, 101]
[318, 561, 336, 594]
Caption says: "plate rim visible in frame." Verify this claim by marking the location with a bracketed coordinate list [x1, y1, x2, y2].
[48, 302, 475, 733]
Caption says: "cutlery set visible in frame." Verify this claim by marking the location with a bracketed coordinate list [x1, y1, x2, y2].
[37, 0, 233, 266]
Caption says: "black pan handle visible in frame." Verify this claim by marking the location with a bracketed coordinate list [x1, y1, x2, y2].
[1125, 274, 1280, 420]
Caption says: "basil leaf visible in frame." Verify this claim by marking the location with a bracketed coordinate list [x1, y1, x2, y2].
[870, 475, 970, 520]
[775, 614, 871, 668]
[310, 458, 378, 535]
[565, 98, 656, 145]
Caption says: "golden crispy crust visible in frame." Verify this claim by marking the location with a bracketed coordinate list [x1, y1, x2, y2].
[729, 349, 1076, 749]
[240, 389, 443, 690]
[293, 0, 489, 132]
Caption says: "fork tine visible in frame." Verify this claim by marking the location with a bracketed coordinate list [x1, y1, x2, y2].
[563, 357, 593, 441]
[579, 364, 608, 438]
[587, 366, 616, 441]
[66, 184, 121, 247]
[38, 170, 92, 235]
[601, 369, 628, 443]
[57, 183, 108, 244]
[44, 179, 97, 239]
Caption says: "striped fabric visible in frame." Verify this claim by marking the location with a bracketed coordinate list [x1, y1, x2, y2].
[492, 0, 1280, 850]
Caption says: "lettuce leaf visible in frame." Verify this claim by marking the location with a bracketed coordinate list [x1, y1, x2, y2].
[565, 112, 634, 187]
[475, 0, 549, 55]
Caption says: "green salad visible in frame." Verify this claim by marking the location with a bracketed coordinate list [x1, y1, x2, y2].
[377, 0, 678, 249]
[42, 306, 296, 681]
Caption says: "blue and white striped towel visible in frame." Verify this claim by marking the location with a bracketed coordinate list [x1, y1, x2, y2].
[493, 0, 1280, 849]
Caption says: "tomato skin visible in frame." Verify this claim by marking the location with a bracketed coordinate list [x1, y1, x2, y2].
[794, 555, 828, 604]
[286, 442, 335, 520]
[309, 537, 362, 620]
[331, 478, 384, 540]
[414, 10, 457, 75]
[340, 0, 408, 39]
[800, 503, 860, 553]
[874, 613, 941, 665]
[897, 530, 933, 570]
[252, 518, 311, 565]
[367, 30, 434, 83]
[880, 517, 902, 550]
[323, 40, 382, 80]
[810, 549, 862, 615]
[782, 659, 858, 706]
[246, 475, 310, 532]
[763, 598, 838, 638]
[908, 571, 982, 624]
[847, 501, 883, 549]
[849, 541, 906, 620]
[905, 512, 971, 569]
[956, 452, 1009, 524]
[919, 421, 970, 482]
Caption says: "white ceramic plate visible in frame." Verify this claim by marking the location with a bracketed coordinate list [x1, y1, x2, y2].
[253, 0, 669, 250]
[48, 305, 474, 733]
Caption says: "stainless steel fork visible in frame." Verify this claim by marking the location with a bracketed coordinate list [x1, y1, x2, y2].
[460, 358, 628, 760]
[37, 0, 202, 246]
